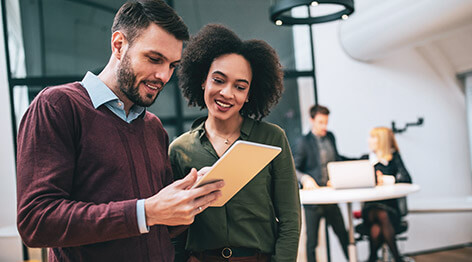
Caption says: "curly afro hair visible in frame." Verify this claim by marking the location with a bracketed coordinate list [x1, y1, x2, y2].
[177, 24, 284, 120]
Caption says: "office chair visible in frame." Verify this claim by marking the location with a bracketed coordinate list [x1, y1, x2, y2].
[354, 198, 414, 262]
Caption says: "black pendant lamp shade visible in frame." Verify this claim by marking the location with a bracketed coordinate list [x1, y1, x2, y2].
[270, 0, 354, 25]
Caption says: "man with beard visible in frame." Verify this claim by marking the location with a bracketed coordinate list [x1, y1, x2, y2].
[15, 1, 224, 261]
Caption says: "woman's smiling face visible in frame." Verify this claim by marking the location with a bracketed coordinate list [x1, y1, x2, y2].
[203, 53, 252, 121]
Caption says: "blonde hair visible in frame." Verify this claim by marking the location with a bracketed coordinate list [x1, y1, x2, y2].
[370, 127, 399, 162]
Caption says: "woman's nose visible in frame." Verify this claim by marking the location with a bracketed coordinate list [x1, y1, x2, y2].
[219, 84, 233, 97]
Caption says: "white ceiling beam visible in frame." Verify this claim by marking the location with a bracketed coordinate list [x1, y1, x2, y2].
[339, 0, 472, 62]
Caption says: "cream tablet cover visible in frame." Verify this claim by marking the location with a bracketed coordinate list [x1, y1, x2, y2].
[192, 140, 281, 207]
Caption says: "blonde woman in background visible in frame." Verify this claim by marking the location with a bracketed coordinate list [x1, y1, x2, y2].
[361, 127, 412, 262]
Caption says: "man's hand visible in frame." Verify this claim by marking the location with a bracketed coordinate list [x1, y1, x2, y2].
[182, 166, 212, 190]
[301, 175, 319, 190]
[144, 168, 224, 226]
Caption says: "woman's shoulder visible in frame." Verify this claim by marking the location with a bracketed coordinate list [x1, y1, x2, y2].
[169, 129, 200, 152]
[252, 119, 285, 135]
[170, 117, 206, 150]
[392, 151, 403, 160]
[246, 119, 289, 148]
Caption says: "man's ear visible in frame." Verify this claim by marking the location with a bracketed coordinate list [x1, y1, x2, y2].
[111, 31, 127, 60]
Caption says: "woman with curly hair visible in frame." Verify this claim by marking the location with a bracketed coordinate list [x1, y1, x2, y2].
[169, 24, 301, 262]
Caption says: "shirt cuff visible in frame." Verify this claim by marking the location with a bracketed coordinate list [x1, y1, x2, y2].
[136, 199, 150, 234]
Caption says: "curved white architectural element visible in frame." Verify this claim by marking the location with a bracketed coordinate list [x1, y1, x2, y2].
[339, 0, 472, 62]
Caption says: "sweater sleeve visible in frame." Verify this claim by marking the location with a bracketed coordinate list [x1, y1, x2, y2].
[271, 128, 301, 262]
[16, 92, 141, 248]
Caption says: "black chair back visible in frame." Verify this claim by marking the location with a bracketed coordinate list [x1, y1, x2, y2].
[397, 197, 408, 217]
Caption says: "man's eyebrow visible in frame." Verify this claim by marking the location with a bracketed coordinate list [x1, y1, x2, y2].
[149, 50, 181, 64]
[148, 51, 167, 61]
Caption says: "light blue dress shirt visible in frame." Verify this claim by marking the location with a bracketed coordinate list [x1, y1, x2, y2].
[81, 71, 149, 234]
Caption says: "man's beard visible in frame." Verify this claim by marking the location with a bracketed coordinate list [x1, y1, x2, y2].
[117, 53, 162, 107]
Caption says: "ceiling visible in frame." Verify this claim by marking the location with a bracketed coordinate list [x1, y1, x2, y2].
[339, 0, 472, 75]
[64, 0, 472, 76]
[433, 24, 472, 74]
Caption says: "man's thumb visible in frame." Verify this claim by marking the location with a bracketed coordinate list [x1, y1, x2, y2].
[178, 168, 198, 189]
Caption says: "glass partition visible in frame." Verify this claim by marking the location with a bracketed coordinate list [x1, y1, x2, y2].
[4, 0, 307, 145]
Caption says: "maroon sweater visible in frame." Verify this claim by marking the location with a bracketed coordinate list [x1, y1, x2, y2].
[16, 82, 174, 261]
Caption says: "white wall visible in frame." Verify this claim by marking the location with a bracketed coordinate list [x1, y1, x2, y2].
[295, 7, 472, 262]
[466, 74, 472, 168]
[0, 1, 22, 261]
[315, 21, 472, 199]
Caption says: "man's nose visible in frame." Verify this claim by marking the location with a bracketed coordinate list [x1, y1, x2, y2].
[154, 66, 173, 84]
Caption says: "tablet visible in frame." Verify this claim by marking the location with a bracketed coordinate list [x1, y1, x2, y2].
[192, 140, 281, 207]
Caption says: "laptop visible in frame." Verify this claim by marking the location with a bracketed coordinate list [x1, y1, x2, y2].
[327, 160, 376, 189]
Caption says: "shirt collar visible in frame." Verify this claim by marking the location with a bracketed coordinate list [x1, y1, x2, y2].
[81, 71, 145, 116]
[81, 71, 119, 109]
[239, 117, 254, 139]
[190, 117, 207, 140]
[369, 152, 389, 166]
[309, 131, 325, 140]
[191, 116, 255, 140]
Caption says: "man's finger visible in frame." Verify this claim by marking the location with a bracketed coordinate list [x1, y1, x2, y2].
[174, 168, 198, 189]
[194, 200, 213, 215]
[193, 190, 222, 212]
[197, 166, 212, 177]
[189, 180, 225, 199]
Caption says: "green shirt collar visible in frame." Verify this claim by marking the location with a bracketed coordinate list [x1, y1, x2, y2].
[190, 116, 256, 140]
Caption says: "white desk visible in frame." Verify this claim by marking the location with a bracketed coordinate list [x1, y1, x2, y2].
[300, 184, 420, 262]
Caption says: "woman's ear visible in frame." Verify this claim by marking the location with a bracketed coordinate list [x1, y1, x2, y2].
[111, 31, 127, 61]
[201, 79, 207, 90]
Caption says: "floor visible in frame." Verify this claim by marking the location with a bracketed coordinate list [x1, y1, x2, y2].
[409, 246, 472, 262]
[26, 246, 472, 261]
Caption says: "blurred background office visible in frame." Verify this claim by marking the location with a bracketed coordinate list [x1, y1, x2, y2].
[0, 0, 471, 261]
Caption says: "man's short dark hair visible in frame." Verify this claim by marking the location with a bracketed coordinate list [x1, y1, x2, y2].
[112, 0, 189, 44]
[310, 105, 330, 118]
[177, 24, 284, 120]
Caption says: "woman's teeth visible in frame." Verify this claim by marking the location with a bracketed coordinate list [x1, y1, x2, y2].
[216, 100, 231, 108]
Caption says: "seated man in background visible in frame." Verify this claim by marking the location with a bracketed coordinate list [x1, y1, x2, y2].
[294, 105, 350, 262]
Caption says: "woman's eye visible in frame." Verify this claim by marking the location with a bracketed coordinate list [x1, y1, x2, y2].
[236, 85, 247, 91]
[213, 78, 224, 84]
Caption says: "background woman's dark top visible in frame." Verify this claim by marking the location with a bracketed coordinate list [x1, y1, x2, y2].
[361, 151, 412, 230]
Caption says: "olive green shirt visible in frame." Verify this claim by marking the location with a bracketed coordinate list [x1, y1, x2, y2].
[169, 117, 301, 262]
